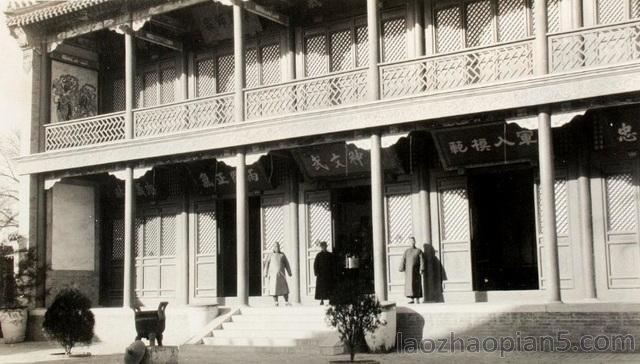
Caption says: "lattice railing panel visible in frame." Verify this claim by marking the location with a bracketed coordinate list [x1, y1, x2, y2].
[380, 39, 533, 98]
[196, 58, 216, 97]
[134, 93, 234, 138]
[597, 0, 626, 24]
[550, 21, 640, 72]
[441, 187, 469, 241]
[245, 69, 367, 120]
[387, 193, 413, 245]
[498, 0, 527, 42]
[606, 172, 637, 233]
[436, 6, 463, 53]
[45, 112, 126, 151]
[382, 17, 408, 62]
[466, 0, 493, 48]
[197, 210, 217, 256]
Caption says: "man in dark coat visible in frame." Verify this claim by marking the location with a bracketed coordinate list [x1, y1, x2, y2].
[314, 241, 335, 305]
[399, 237, 425, 304]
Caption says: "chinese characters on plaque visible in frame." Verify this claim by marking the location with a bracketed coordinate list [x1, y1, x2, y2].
[594, 106, 640, 153]
[432, 122, 540, 170]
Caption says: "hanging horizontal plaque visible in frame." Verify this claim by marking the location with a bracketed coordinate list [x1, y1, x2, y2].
[592, 105, 640, 153]
[432, 122, 539, 170]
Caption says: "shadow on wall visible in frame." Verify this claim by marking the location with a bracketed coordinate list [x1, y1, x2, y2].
[422, 244, 445, 303]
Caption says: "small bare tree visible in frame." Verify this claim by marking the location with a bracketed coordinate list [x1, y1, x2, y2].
[0, 129, 19, 236]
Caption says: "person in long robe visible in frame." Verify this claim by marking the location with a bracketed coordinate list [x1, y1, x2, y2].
[313, 241, 335, 305]
[399, 237, 425, 304]
[264, 242, 292, 306]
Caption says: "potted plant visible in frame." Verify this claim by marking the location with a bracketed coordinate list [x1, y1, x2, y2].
[0, 241, 44, 344]
[43, 289, 95, 356]
[326, 279, 383, 363]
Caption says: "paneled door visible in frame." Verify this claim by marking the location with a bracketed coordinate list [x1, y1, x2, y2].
[189, 199, 220, 304]
[261, 195, 286, 295]
[303, 191, 333, 297]
[385, 183, 415, 296]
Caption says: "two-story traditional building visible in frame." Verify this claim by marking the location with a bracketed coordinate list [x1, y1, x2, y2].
[5, 0, 640, 349]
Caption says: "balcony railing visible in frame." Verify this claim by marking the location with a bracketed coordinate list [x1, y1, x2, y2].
[134, 93, 234, 138]
[244, 68, 368, 120]
[44, 111, 126, 151]
[549, 19, 640, 73]
[41, 20, 640, 153]
[380, 38, 534, 99]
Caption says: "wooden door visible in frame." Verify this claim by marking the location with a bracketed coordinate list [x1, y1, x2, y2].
[189, 199, 220, 304]
[385, 183, 415, 296]
[303, 191, 333, 296]
[261, 195, 286, 295]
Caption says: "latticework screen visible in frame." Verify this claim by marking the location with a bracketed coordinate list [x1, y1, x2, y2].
[196, 58, 216, 97]
[330, 30, 353, 72]
[216, 55, 235, 93]
[305, 34, 328, 77]
[160, 67, 176, 104]
[387, 193, 413, 245]
[498, 0, 527, 42]
[112, 78, 125, 112]
[261, 44, 281, 85]
[245, 48, 259, 88]
[143, 71, 159, 107]
[436, 6, 463, 53]
[466, 0, 493, 47]
[382, 17, 408, 62]
[597, 0, 627, 24]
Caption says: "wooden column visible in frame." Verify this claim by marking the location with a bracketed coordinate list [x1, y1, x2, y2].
[125, 31, 136, 139]
[573, 0, 584, 28]
[233, 2, 245, 123]
[236, 151, 249, 306]
[371, 133, 387, 301]
[578, 124, 596, 300]
[412, 0, 425, 57]
[418, 162, 432, 302]
[287, 170, 301, 304]
[533, 0, 549, 75]
[367, 0, 380, 101]
[123, 167, 135, 308]
[424, 0, 435, 56]
[538, 109, 562, 303]
[178, 201, 189, 305]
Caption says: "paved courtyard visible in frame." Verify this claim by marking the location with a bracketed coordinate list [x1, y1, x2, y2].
[2, 341, 640, 364]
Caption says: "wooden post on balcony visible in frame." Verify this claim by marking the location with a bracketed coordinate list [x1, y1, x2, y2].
[123, 166, 135, 308]
[572, 0, 583, 28]
[233, 1, 245, 123]
[537, 108, 562, 303]
[367, 0, 380, 101]
[371, 132, 387, 301]
[411, 0, 425, 57]
[533, 0, 549, 75]
[236, 151, 249, 306]
[424, 0, 434, 56]
[125, 30, 136, 139]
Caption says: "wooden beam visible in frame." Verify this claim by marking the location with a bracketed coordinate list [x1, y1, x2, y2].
[135, 30, 183, 51]
[215, 0, 289, 26]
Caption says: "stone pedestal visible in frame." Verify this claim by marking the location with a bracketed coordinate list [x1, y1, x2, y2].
[142, 346, 178, 364]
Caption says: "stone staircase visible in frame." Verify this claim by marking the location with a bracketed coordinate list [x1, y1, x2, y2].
[189, 306, 342, 354]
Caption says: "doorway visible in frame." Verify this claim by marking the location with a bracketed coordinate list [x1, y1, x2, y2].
[469, 167, 538, 291]
[333, 185, 374, 294]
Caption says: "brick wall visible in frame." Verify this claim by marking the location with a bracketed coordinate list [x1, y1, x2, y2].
[396, 305, 640, 353]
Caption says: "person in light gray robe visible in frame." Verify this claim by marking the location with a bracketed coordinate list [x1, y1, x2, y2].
[265, 242, 292, 306]
[399, 237, 425, 304]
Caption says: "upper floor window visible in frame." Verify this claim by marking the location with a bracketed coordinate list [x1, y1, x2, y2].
[434, 0, 532, 53]
[595, 0, 640, 24]
[111, 60, 177, 111]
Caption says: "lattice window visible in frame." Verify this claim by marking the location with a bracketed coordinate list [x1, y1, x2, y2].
[467, 0, 494, 47]
[263, 202, 285, 252]
[246, 48, 259, 88]
[537, 178, 569, 235]
[605, 172, 637, 232]
[261, 44, 281, 85]
[161, 214, 176, 256]
[597, 0, 626, 24]
[308, 199, 332, 248]
[436, 6, 464, 53]
[135, 217, 143, 257]
[112, 78, 125, 112]
[633, 0, 640, 19]
[441, 187, 469, 241]
[356, 26, 369, 67]
[135, 75, 142, 108]
[330, 30, 353, 72]
[144, 215, 160, 256]
[160, 67, 176, 104]
[547, 0, 561, 33]
[382, 17, 408, 62]
[217, 55, 234, 93]
[387, 193, 413, 245]
[498, 0, 527, 42]
[305, 34, 328, 77]
[196, 58, 216, 97]
[143, 71, 159, 107]
[197, 210, 217, 255]
[112, 218, 124, 260]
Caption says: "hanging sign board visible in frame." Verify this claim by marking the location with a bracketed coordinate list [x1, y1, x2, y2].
[432, 122, 539, 170]
[191, 160, 274, 195]
[592, 106, 640, 153]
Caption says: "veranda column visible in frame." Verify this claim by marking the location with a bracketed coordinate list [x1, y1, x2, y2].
[538, 109, 562, 303]
[233, 1, 245, 123]
[123, 167, 135, 307]
[578, 124, 596, 300]
[573, 0, 584, 28]
[288, 170, 301, 304]
[533, 0, 549, 75]
[367, 0, 380, 101]
[412, 0, 425, 57]
[371, 133, 387, 301]
[124, 30, 136, 139]
[236, 151, 249, 306]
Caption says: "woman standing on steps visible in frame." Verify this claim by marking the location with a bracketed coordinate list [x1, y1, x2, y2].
[265, 242, 292, 306]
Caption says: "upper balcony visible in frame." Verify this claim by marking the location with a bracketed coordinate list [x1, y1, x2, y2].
[13, 0, 640, 173]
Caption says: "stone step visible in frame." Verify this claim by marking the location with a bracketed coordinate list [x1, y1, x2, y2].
[211, 328, 330, 339]
[239, 306, 328, 316]
[222, 321, 332, 331]
[230, 314, 327, 324]
[202, 336, 299, 347]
